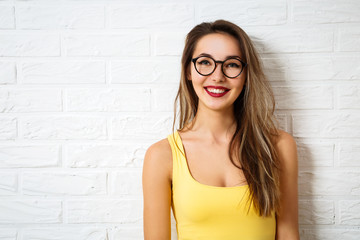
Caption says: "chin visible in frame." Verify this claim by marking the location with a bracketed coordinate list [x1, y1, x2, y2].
[204, 103, 233, 112]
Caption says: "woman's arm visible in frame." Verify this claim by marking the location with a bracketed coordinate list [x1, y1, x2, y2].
[275, 130, 300, 240]
[142, 139, 173, 240]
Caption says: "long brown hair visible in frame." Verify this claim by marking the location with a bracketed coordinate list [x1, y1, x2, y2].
[172, 20, 281, 217]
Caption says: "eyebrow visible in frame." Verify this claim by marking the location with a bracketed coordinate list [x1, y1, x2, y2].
[197, 53, 242, 59]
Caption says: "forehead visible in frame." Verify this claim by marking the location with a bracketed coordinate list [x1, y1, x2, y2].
[193, 33, 242, 58]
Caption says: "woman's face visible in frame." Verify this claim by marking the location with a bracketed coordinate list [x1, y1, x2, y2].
[189, 33, 246, 113]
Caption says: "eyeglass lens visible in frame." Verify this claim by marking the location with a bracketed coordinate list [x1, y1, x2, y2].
[195, 56, 243, 78]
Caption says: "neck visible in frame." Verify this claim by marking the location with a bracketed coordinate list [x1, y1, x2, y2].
[188, 104, 237, 142]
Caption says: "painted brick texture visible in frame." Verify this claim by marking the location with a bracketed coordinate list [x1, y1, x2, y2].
[0, 0, 359, 240]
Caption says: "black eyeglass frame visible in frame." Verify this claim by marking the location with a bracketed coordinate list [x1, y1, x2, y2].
[191, 56, 248, 79]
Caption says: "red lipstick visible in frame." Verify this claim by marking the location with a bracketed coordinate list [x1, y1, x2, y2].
[204, 86, 230, 98]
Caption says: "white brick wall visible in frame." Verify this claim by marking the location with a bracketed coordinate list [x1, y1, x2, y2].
[0, 0, 359, 239]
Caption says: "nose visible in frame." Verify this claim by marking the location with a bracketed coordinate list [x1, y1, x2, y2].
[211, 62, 225, 82]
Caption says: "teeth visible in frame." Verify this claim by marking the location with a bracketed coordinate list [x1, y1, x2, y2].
[207, 88, 226, 94]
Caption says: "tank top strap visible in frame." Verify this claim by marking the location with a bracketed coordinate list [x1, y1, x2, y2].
[167, 131, 187, 181]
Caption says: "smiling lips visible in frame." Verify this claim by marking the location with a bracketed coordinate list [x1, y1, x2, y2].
[204, 86, 230, 97]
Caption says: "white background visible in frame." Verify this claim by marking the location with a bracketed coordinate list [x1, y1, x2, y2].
[0, 0, 359, 239]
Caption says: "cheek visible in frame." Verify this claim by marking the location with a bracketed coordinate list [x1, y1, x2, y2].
[189, 67, 197, 80]
[235, 75, 246, 87]
[190, 68, 206, 84]
[236, 82, 246, 92]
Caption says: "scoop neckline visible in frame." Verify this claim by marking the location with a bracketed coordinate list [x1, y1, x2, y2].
[174, 130, 249, 190]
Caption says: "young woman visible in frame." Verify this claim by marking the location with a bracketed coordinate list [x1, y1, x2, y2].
[142, 20, 299, 240]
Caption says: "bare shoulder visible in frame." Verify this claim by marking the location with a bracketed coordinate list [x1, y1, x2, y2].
[274, 129, 298, 168]
[143, 138, 173, 181]
[275, 129, 297, 148]
[145, 138, 172, 163]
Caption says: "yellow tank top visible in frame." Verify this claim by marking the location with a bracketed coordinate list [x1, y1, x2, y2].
[167, 131, 276, 240]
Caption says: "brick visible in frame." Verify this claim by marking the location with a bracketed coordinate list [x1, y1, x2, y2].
[22, 227, 106, 240]
[0, 172, 17, 195]
[22, 172, 107, 195]
[22, 116, 107, 140]
[108, 227, 143, 240]
[0, 89, 62, 112]
[337, 26, 360, 51]
[273, 86, 333, 109]
[299, 200, 335, 224]
[0, 6, 14, 29]
[21, 61, 105, 84]
[292, 114, 360, 138]
[300, 229, 360, 240]
[274, 114, 288, 131]
[0, 200, 61, 223]
[111, 59, 180, 84]
[67, 144, 146, 168]
[339, 143, 360, 166]
[340, 201, 360, 225]
[0, 145, 59, 168]
[17, 6, 104, 29]
[109, 169, 142, 195]
[112, 114, 173, 140]
[64, 34, 149, 56]
[0, 34, 60, 56]
[67, 199, 142, 223]
[152, 85, 178, 112]
[293, 0, 360, 24]
[110, 4, 193, 28]
[248, 27, 333, 53]
[66, 88, 151, 112]
[155, 33, 186, 56]
[338, 85, 360, 109]
[297, 142, 334, 167]
[299, 171, 360, 195]
[0, 62, 16, 84]
[262, 57, 288, 81]
[288, 55, 360, 81]
[199, 0, 286, 26]
[0, 118, 16, 140]
[0, 228, 16, 240]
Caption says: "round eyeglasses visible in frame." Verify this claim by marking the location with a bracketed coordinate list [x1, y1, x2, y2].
[191, 56, 247, 78]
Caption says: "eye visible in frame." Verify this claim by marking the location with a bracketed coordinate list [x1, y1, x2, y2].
[226, 62, 240, 68]
[198, 60, 211, 65]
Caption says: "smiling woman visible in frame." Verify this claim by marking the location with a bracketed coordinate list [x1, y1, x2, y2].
[188, 33, 246, 112]
[142, 20, 299, 240]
